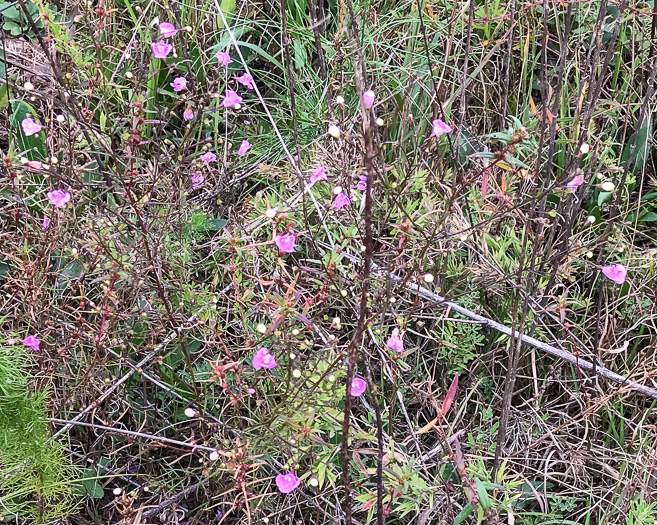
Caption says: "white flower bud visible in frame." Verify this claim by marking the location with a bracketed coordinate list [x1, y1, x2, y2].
[328, 125, 341, 139]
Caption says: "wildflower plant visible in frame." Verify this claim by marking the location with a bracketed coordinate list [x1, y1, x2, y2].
[0, 0, 655, 524]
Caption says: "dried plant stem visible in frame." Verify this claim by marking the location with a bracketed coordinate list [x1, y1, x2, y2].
[340, 1, 378, 524]
[50, 418, 217, 452]
[52, 316, 196, 439]
[390, 275, 657, 399]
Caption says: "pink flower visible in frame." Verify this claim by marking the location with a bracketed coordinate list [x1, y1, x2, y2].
[183, 105, 194, 121]
[170, 76, 187, 92]
[42, 217, 50, 230]
[151, 41, 173, 59]
[215, 51, 232, 66]
[432, 118, 453, 137]
[22, 335, 40, 351]
[201, 151, 217, 163]
[221, 89, 243, 108]
[159, 22, 177, 38]
[386, 328, 404, 353]
[355, 174, 367, 191]
[567, 173, 584, 192]
[350, 377, 366, 396]
[274, 234, 296, 253]
[334, 193, 351, 209]
[191, 174, 204, 189]
[310, 165, 328, 184]
[238, 140, 252, 156]
[237, 72, 254, 90]
[252, 347, 277, 370]
[363, 89, 375, 109]
[275, 473, 300, 494]
[601, 264, 627, 285]
[21, 117, 43, 137]
[47, 189, 71, 208]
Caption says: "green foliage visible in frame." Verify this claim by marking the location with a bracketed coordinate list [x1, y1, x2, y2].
[434, 297, 485, 374]
[0, 341, 78, 523]
[626, 498, 657, 525]
[0, 0, 57, 37]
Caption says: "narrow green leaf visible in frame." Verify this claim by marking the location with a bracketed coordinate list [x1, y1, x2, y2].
[475, 477, 492, 510]
[454, 503, 475, 525]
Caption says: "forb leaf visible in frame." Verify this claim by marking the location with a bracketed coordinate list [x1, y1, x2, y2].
[475, 478, 492, 510]
[440, 373, 458, 417]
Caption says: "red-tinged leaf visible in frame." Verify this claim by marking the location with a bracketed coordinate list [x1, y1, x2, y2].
[362, 500, 375, 511]
[481, 168, 489, 201]
[440, 373, 459, 417]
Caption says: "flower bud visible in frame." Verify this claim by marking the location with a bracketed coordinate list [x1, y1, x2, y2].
[328, 125, 341, 139]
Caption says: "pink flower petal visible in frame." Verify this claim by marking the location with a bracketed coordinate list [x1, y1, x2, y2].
[386, 328, 404, 353]
[350, 377, 366, 396]
[237, 72, 254, 90]
[238, 140, 252, 156]
[363, 89, 375, 109]
[22, 335, 40, 351]
[159, 22, 177, 38]
[274, 234, 296, 253]
[334, 193, 351, 209]
[275, 473, 300, 494]
[432, 118, 453, 137]
[252, 347, 277, 370]
[21, 117, 43, 137]
[601, 264, 627, 285]
[170, 76, 187, 92]
[151, 41, 173, 59]
[215, 51, 233, 66]
[310, 166, 328, 184]
[201, 151, 217, 163]
[221, 89, 243, 108]
[47, 189, 71, 208]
